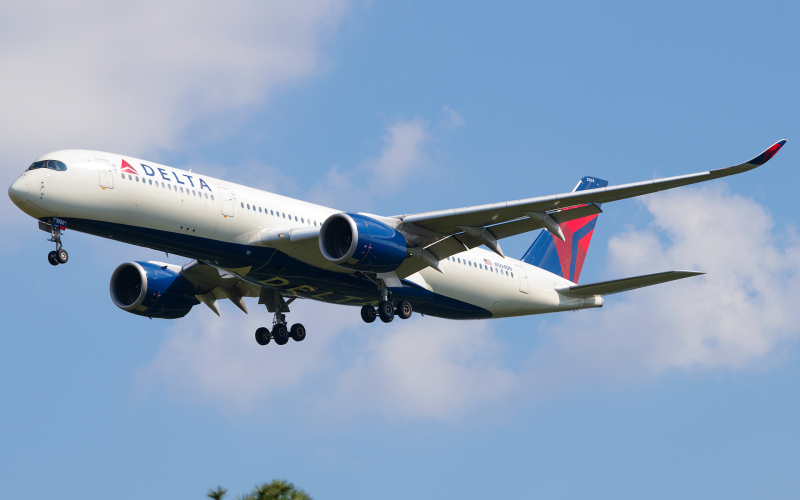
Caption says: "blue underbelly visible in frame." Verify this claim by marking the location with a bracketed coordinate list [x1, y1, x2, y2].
[63, 218, 492, 320]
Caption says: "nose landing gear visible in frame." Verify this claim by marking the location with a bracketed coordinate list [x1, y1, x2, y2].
[43, 218, 69, 266]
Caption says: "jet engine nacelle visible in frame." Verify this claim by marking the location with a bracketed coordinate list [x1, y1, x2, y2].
[319, 213, 408, 273]
[109, 261, 199, 319]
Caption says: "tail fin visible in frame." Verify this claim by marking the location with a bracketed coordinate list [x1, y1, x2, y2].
[521, 176, 608, 283]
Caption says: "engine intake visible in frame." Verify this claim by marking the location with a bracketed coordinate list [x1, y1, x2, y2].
[110, 262, 199, 319]
[319, 213, 408, 273]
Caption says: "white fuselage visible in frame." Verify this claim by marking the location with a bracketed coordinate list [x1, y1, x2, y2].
[8, 149, 602, 319]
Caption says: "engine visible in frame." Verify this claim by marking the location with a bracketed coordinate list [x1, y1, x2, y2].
[319, 213, 408, 272]
[109, 262, 199, 319]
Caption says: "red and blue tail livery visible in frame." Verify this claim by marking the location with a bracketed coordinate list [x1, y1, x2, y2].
[521, 176, 608, 283]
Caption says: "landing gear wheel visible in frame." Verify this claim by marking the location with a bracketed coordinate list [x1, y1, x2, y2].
[361, 305, 377, 323]
[290, 323, 306, 342]
[272, 324, 289, 345]
[378, 301, 394, 323]
[255, 327, 270, 345]
[56, 248, 69, 264]
[48, 251, 59, 266]
[396, 300, 412, 320]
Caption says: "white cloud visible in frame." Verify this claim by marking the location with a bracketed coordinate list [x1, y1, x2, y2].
[441, 105, 465, 128]
[0, 0, 351, 178]
[327, 319, 515, 419]
[525, 184, 800, 389]
[308, 118, 430, 209]
[136, 300, 350, 414]
[136, 299, 514, 419]
[368, 118, 430, 189]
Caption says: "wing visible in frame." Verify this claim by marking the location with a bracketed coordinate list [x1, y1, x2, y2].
[398, 140, 786, 233]
[392, 140, 786, 278]
[555, 270, 703, 298]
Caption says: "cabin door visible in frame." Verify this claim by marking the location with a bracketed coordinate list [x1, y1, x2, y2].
[218, 187, 234, 217]
[96, 158, 114, 188]
[515, 265, 529, 294]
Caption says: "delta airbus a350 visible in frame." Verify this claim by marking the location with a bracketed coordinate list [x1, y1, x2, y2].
[7, 140, 786, 345]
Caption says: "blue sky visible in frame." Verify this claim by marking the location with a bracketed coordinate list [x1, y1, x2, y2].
[1, 1, 799, 498]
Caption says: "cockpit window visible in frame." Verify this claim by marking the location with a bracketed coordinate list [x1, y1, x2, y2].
[28, 160, 67, 172]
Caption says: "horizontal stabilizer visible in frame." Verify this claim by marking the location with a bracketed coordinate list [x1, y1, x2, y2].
[555, 270, 704, 298]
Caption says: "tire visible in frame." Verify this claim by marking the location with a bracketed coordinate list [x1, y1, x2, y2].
[360, 305, 377, 323]
[255, 327, 270, 345]
[273, 324, 289, 345]
[48, 251, 59, 266]
[378, 301, 394, 323]
[290, 323, 306, 342]
[396, 300, 412, 320]
[56, 248, 69, 264]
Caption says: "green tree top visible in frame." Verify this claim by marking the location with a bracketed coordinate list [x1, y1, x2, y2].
[207, 479, 312, 500]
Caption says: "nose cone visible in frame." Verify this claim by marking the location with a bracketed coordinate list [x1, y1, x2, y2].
[8, 176, 29, 205]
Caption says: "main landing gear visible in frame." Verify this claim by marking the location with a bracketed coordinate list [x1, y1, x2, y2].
[254, 311, 306, 347]
[360, 299, 413, 324]
[45, 219, 68, 266]
[359, 275, 414, 324]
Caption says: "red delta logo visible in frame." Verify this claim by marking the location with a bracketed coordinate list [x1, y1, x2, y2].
[120, 160, 138, 175]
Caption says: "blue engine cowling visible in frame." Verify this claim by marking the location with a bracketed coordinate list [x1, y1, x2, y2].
[319, 213, 408, 272]
[109, 262, 199, 319]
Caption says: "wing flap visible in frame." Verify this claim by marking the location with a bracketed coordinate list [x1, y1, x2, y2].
[556, 270, 704, 298]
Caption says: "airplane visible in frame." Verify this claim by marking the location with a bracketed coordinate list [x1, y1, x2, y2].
[7, 139, 786, 346]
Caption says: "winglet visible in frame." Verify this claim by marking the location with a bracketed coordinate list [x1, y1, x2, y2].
[745, 139, 787, 166]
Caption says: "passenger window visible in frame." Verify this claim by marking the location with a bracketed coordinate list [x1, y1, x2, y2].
[211, 195, 214, 200]
[241, 202, 244, 208]
[149, 179, 152, 185]
[283, 213, 286, 218]
[120, 173, 124, 179]
[180, 187, 184, 193]
[192, 190, 196, 195]
[128, 175, 132, 180]
[247, 204, 250, 209]
[295, 216, 298, 221]
[168, 184, 171, 190]
[270, 210, 274, 215]
[301, 218, 304, 223]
